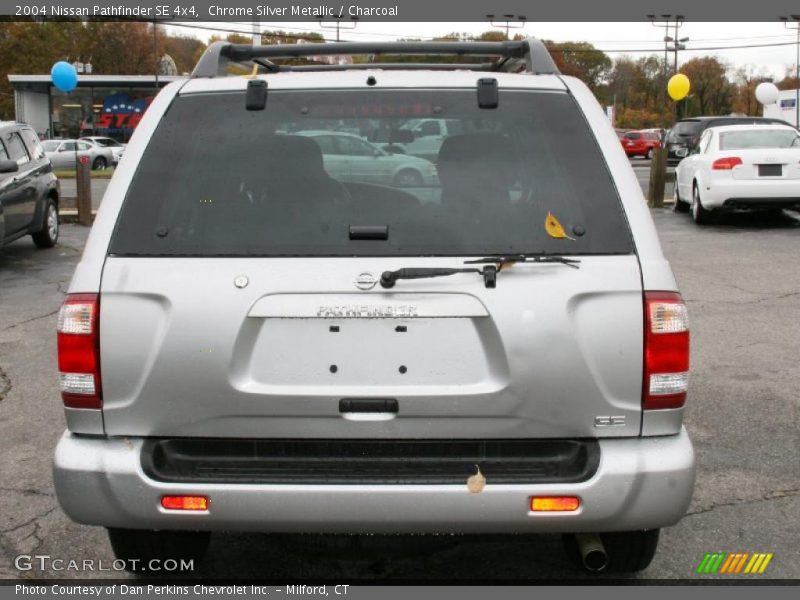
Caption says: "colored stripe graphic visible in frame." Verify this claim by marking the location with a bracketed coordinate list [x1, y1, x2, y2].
[701, 553, 726, 573]
[696, 553, 713, 574]
[745, 554, 762, 574]
[699, 552, 773, 574]
[719, 553, 736, 573]
[733, 553, 749, 573]
[758, 554, 773, 573]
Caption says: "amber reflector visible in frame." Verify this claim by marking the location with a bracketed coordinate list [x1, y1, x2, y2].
[530, 496, 580, 512]
[161, 495, 209, 511]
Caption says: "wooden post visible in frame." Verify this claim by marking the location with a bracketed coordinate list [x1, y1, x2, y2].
[648, 146, 666, 208]
[76, 157, 92, 226]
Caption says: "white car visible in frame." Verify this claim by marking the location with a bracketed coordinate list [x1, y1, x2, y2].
[674, 123, 800, 223]
[79, 136, 126, 165]
[296, 130, 438, 187]
[42, 139, 115, 170]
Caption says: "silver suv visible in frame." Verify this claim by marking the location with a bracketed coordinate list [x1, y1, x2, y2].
[53, 40, 695, 574]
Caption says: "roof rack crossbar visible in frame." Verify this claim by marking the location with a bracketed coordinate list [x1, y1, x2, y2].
[243, 62, 501, 73]
[191, 39, 559, 78]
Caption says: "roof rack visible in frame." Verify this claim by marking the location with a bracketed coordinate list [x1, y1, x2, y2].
[191, 39, 560, 78]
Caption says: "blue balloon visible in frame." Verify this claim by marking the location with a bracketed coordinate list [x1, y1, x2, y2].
[51, 61, 78, 93]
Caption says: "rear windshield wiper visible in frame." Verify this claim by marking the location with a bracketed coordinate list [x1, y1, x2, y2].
[380, 255, 580, 290]
[464, 254, 581, 269]
[380, 266, 497, 289]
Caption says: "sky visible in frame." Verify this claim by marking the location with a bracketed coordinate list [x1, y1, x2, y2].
[165, 21, 800, 80]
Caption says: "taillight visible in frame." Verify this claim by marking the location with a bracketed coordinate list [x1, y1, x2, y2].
[712, 156, 743, 170]
[57, 293, 102, 409]
[643, 292, 689, 410]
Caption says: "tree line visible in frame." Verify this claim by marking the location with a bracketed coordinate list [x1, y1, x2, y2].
[1, 21, 798, 128]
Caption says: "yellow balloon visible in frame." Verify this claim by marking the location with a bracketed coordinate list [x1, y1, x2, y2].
[668, 74, 691, 101]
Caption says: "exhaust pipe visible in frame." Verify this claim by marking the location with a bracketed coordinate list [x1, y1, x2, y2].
[574, 533, 608, 572]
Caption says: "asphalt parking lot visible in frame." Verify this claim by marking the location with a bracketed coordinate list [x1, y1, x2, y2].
[0, 208, 798, 581]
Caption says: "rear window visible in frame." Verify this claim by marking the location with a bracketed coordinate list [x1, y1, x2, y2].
[20, 128, 45, 160]
[719, 129, 800, 150]
[3, 132, 30, 166]
[109, 89, 633, 257]
[669, 121, 702, 140]
[624, 132, 641, 140]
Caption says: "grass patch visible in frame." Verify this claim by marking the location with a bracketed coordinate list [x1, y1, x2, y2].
[54, 169, 114, 179]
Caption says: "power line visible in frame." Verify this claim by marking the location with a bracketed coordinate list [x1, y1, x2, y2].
[161, 20, 800, 55]
[173, 20, 800, 46]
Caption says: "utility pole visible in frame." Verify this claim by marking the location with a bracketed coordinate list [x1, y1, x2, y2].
[486, 14, 526, 39]
[647, 14, 684, 209]
[668, 27, 689, 120]
[318, 15, 358, 42]
[780, 15, 800, 127]
[648, 14, 685, 125]
[153, 18, 159, 89]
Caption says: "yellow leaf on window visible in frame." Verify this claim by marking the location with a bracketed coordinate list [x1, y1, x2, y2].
[545, 212, 575, 240]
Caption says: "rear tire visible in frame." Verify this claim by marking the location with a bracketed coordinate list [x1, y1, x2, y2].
[691, 184, 713, 224]
[646, 148, 654, 160]
[672, 182, 689, 213]
[561, 529, 660, 573]
[92, 156, 107, 170]
[31, 197, 59, 248]
[107, 528, 210, 573]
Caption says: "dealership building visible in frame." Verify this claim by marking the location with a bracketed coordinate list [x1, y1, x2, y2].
[7, 74, 183, 141]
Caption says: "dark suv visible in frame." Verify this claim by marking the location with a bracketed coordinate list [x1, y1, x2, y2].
[0, 122, 60, 249]
[666, 116, 794, 165]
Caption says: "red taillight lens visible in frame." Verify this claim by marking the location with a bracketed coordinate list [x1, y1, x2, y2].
[712, 156, 743, 170]
[57, 293, 102, 409]
[643, 292, 690, 410]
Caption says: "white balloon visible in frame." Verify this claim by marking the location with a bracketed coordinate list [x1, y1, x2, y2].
[755, 82, 780, 105]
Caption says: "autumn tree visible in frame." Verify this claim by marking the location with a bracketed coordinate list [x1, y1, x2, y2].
[544, 41, 611, 93]
[679, 56, 734, 116]
[776, 65, 799, 90]
[731, 65, 773, 115]
[81, 21, 163, 75]
[163, 34, 206, 75]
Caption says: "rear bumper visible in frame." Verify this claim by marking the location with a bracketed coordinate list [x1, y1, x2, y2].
[702, 178, 800, 209]
[53, 429, 695, 534]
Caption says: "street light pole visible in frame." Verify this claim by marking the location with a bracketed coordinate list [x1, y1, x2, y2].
[647, 14, 684, 209]
[318, 15, 358, 42]
[153, 18, 159, 89]
[487, 14, 527, 40]
[781, 16, 800, 127]
[649, 14, 684, 126]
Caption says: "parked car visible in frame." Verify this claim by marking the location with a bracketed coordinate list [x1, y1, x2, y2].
[0, 122, 60, 248]
[621, 130, 662, 159]
[296, 130, 438, 187]
[395, 118, 466, 162]
[665, 116, 794, 165]
[79, 136, 126, 165]
[42, 139, 114, 170]
[53, 39, 694, 575]
[674, 123, 800, 223]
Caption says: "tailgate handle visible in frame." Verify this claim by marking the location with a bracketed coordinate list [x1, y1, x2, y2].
[339, 398, 398, 413]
